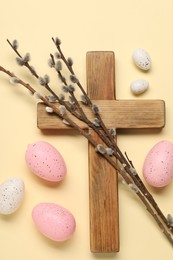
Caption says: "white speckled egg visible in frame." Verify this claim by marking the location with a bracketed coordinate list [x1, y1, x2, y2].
[132, 48, 152, 70]
[130, 79, 149, 95]
[143, 140, 173, 187]
[25, 141, 67, 182]
[0, 177, 25, 215]
[32, 203, 76, 241]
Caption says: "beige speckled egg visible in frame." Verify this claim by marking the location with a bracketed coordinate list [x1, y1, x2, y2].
[143, 140, 173, 187]
[130, 79, 149, 95]
[132, 48, 152, 70]
[25, 141, 67, 182]
[0, 177, 25, 215]
[32, 203, 76, 241]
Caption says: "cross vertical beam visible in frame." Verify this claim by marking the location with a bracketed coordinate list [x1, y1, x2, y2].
[87, 52, 119, 252]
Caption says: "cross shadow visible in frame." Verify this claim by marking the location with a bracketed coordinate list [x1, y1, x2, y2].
[117, 128, 163, 136]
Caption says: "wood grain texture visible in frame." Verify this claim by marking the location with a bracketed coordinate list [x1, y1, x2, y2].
[87, 51, 119, 252]
[88, 130, 119, 253]
[36, 51, 166, 253]
[37, 99, 165, 130]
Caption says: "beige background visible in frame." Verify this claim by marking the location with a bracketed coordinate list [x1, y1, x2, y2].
[0, 0, 173, 259]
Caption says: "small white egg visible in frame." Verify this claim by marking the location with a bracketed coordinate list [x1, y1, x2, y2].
[0, 177, 25, 215]
[132, 48, 152, 70]
[130, 79, 149, 95]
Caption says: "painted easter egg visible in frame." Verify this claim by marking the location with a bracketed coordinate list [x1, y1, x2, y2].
[143, 140, 173, 187]
[25, 141, 67, 182]
[0, 177, 25, 215]
[132, 48, 152, 70]
[32, 203, 76, 241]
[130, 79, 149, 95]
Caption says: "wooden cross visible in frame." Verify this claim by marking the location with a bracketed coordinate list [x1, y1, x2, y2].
[37, 52, 165, 253]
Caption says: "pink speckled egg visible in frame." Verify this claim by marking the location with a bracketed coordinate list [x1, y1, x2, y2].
[143, 140, 173, 187]
[32, 203, 76, 241]
[25, 141, 67, 182]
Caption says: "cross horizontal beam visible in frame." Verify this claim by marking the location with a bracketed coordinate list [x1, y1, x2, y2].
[37, 99, 165, 130]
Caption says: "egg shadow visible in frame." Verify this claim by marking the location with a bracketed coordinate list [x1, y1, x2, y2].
[33, 228, 77, 250]
[0, 199, 25, 221]
[25, 166, 67, 189]
[34, 174, 66, 188]
[146, 185, 167, 194]
[0, 211, 19, 221]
